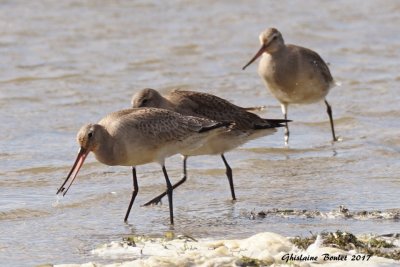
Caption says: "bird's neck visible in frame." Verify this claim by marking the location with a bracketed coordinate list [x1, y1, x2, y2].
[268, 44, 286, 56]
[159, 96, 177, 112]
[93, 127, 121, 166]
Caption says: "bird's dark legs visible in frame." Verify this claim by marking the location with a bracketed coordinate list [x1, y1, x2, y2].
[124, 167, 139, 223]
[221, 154, 236, 200]
[281, 103, 289, 145]
[325, 99, 337, 142]
[162, 165, 174, 225]
[142, 156, 188, 206]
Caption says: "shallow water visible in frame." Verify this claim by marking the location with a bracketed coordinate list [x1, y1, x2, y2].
[0, 0, 399, 266]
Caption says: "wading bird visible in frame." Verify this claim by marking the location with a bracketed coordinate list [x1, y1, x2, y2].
[56, 107, 231, 224]
[131, 88, 288, 205]
[243, 27, 338, 145]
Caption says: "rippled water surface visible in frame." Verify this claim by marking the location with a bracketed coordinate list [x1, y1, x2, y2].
[1, 0, 399, 266]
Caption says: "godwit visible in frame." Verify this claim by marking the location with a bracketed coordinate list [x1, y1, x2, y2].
[131, 88, 288, 205]
[242, 27, 337, 145]
[56, 107, 231, 224]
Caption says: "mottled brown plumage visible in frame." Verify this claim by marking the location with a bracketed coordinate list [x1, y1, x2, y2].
[132, 89, 285, 131]
[131, 89, 287, 205]
[243, 27, 337, 144]
[57, 107, 230, 224]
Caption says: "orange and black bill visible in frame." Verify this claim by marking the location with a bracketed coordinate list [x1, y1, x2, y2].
[56, 147, 89, 196]
[242, 44, 266, 70]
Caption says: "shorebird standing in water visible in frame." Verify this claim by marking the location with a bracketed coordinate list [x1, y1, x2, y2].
[56, 108, 231, 225]
[131, 88, 288, 205]
[243, 27, 338, 145]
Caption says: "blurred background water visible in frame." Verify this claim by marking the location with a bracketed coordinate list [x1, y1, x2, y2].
[0, 0, 399, 265]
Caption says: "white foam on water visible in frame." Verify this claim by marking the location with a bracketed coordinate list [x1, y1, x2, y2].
[54, 232, 399, 267]
[307, 234, 323, 253]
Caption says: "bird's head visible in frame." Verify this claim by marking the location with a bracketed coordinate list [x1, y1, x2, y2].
[131, 88, 164, 108]
[242, 27, 284, 70]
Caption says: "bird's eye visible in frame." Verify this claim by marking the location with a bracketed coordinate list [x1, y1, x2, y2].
[88, 132, 93, 138]
[141, 99, 148, 105]
[272, 36, 277, 40]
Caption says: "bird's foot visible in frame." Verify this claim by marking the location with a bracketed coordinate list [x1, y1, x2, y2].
[142, 195, 164, 206]
[332, 136, 343, 143]
[284, 133, 289, 146]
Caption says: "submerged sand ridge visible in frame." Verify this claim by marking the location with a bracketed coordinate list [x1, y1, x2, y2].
[249, 205, 400, 220]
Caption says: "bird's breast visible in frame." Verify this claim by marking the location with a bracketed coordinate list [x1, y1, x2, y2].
[258, 54, 330, 104]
